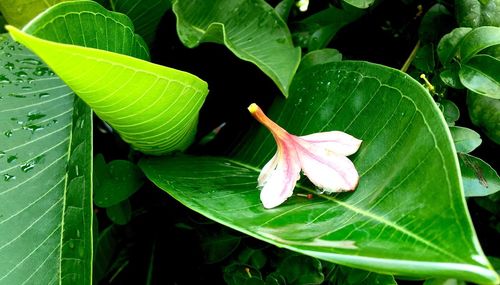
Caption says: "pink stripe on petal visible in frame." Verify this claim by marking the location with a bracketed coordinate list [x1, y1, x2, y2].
[300, 131, 362, 156]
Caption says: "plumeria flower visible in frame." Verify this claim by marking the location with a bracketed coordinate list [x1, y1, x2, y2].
[248, 103, 362, 209]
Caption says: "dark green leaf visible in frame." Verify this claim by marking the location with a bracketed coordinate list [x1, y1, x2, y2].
[437, 27, 472, 66]
[292, 4, 364, 51]
[459, 26, 500, 62]
[110, 0, 171, 44]
[238, 248, 267, 270]
[298, 48, 342, 72]
[423, 278, 466, 285]
[459, 54, 500, 99]
[172, 0, 300, 96]
[449, 126, 482, 153]
[413, 44, 435, 72]
[326, 265, 397, 285]
[343, 0, 375, 9]
[467, 91, 500, 144]
[438, 99, 461, 126]
[265, 272, 286, 285]
[274, 0, 294, 22]
[0, 34, 93, 284]
[94, 225, 120, 283]
[106, 199, 132, 225]
[200, 228, 241, 264]
[459, 153, 500, 197]
[276, 255, 324, 285]
[141, 61, 499, 283]
[418, 4, 454, 44]
[94, 160, 144, 208]
[455, 0, 500, 28]
[440, 64, 465, 89]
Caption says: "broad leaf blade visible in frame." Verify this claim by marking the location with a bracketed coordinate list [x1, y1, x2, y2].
[172, 0, 300, 96]
[459, 54, 500, 99]
[0, 0, 70, 27]
[110, 0, 171, 44]
[140, 61, 499, 284]
[0, 35, 92, 284]
[7, 26, 209, 155]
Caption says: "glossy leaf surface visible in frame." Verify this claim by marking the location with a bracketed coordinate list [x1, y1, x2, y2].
[459, 54, 500, 99]
[140, 61, 499, 284]
[0, 0, 70, 27]
[7, 25, 208, 155]
[172, 0, 300, 96]
[0, 35, 92, 284]
[459, 153, 500, 197]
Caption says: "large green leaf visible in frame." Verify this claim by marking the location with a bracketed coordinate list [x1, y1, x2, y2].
[7, 22, 208, 155]
[110, 0, 172, 44]
[459, 54, 500, 99]
[172, 0, 300, 96]
[0, 0, 70, 28]
[0, 35, 92, 284]
[455, 0, 500, 28]
[140, 61, 499, 284]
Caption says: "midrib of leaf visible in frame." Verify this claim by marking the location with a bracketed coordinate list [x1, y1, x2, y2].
[225, 159, 466, 264]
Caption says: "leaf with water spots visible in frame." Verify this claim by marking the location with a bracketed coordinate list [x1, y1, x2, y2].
[140, 61, 499, 284]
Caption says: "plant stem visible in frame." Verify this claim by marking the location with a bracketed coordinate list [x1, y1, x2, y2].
[401, 40, 420, 72]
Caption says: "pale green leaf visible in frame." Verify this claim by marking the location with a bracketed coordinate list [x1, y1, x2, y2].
[7, 25, 208, 155]
[342, 0, 375, 9]
[0, 0, 71, 28]
[449, 126, 482, 153]
[140, 61, 499, 284]
[172, 0, 300, 96]
[459, 153, 500, 197]
[459, 26, 500, 62]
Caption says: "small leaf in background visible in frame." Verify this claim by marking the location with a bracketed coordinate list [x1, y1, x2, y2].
[223, 264, 264, 285]
[325, 265, 397, 285]
[459, 54, 500, 99]
[7, 25, 209, 155]
[172, 0, 300, 96]
[238, 248, 267, 270]
[292, 3, 364, 51]
[106, 200, 132, 225]
[298, 48, 343, 72]
[413, 44, 435, 73]
[438, 99, 461, 126]
[94, 225, 121, 283]
[94, 158, 144, 208]
[449, 126, 482, 153]
[110, 0, 171, 44]
[474, 192, 500, 216]
[467, 91, 500, 144]
[0, 0, 70, 27]
[199, 228, 241, 264]
[459, 153, 500, 197]
[455, 0, 500, 28]
[418, 4, 454, 44]
[343, 0, 375, 9]
[274, 0, 295, 22]
[265, 272, 287, 285]
[440, 64, 465, 89]
[275, 255, 324, 285]
[437, 27, 472, 66]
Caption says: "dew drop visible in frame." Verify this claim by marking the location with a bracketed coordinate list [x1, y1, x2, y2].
[15, 71, 28, 77]
[4, 62, 14, 70]
[3, 174, 16, 181]
[0, 75, 11, 84]
[38, 92, 50, 98]
[8, 93, 26, 98]
[21, 58, 42, 65]
[0, 151, 5, 158]
[22, 124, 44, 133]
[27, 111, 46, 121]
[4, 130, 13, 137]
[7, 155, 17, 163]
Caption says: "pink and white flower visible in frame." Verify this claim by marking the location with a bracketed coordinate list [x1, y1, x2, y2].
[248, 103, 362, 209]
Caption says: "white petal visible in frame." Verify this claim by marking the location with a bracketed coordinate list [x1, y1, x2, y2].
[259, 145, 301, 209]
[299, 131, 362, 156]
[297, 141, 359, 192]
[258, 153, 278, 187]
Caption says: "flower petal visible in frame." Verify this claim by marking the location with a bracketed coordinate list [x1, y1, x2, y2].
[300, 131, 362, 156]
[296, 138, 359, 192]
[258, 152, 278, 186]
[259, 144, 301, 209]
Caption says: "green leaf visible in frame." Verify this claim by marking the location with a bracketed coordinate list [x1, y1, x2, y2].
[459, 153, 500, 197]
[140, 61, 499, 284]
[200, 228, 241, 264]
[0, 0, 70, 28]
[224, 264, 264, 285]
[23, 0, 150, 61]
[93, 225, 120, 283]
[292, 4, 364, 51]
[423, 278, 466, 285]
[326, 265, 397, 285]
[274, 0, 295, 22]
[455, 0, 500, 28]
[449, 126, 482, 153]
[343, 0, 375, 9]
[459, 54, 500, 99]
[467, 91, 500, 144]
[94, 159, 144, 208]
[440, 64, 465, 89]
[276, 255, 324, 285]
[238, 248, 267, 270]
[7, 25, 208, 155]
[459, 26, 500, 62]
[418, 4, 454, 44]
[172, 0, 300, 96]
[106, 200, 132, 225]
[437, 27, 472, 67]
[110, 0, 171, 44]
[438, 99, 461, 126]
[413, 44, 435, 73]
[298, 48, 342, 72]
[0, 35, 93, 284]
